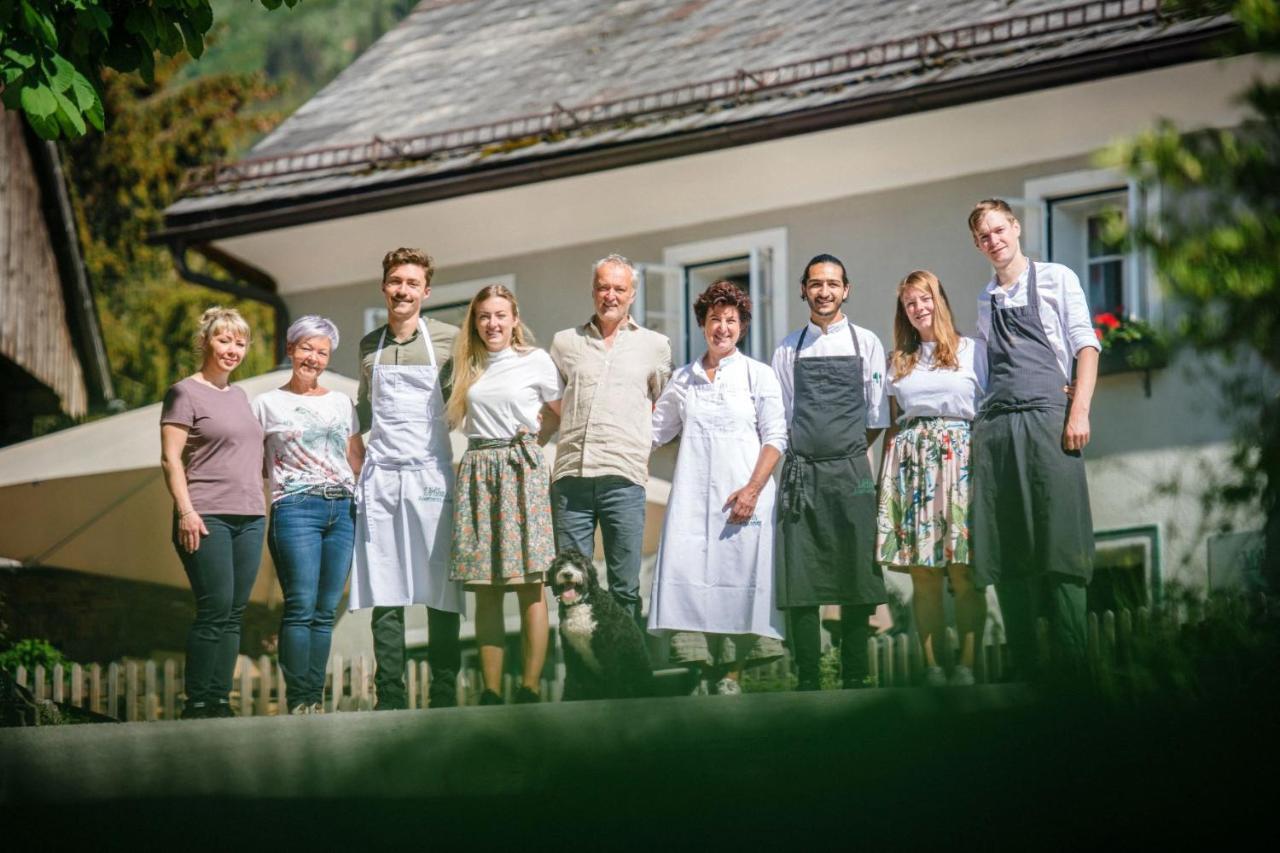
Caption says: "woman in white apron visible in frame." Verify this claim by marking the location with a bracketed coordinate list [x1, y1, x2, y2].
[648, 281, 787, 696]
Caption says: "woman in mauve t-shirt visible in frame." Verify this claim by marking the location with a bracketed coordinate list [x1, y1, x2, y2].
[160, 307, 265, 719]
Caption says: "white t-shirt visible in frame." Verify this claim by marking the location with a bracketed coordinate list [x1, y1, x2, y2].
[253, 388, 360, 504]
[464, 347, 564, 439]
[887, 337, 986, 424]
[770, 315, 890, 429]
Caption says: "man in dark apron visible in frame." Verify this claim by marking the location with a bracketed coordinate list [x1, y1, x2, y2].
[772, 254, 889, 690]
[969, 199, 1100, 679]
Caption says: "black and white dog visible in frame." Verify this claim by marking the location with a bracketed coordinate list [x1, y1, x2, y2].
[549, 550, 654, 700]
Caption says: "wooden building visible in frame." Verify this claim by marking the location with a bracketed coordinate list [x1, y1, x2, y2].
[0, 105, 112, 446]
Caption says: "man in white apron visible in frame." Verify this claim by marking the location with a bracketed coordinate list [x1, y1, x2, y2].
[352, 248, 465, 710]
[969, 199, 1099, 679]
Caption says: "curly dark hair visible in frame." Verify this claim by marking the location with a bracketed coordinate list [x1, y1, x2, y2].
[693, 280, 752, 330]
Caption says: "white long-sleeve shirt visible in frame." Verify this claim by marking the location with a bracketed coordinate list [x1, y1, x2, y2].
[975, 260, 1101, 381]
[770, 315, 889, 429]
[652, 350, 787, 453]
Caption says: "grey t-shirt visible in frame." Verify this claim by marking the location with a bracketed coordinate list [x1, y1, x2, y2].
[161, 377, 266, 516]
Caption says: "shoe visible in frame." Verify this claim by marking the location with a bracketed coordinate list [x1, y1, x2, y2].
[212, 702, 236, 718]
[950, 665, 975, 687]
[428, 670, 458, 709]
[374, 691, 408, 711]
[689, 678, 709, 696]
[923, 666, 947, 688]
[180, 701, 211, 720]
[714, 678, 742, 696]
[479, 689, 504, 706]
[308, 701, 325, 714]
[513, 686, 540, 704]
[290, 702, 310, 716]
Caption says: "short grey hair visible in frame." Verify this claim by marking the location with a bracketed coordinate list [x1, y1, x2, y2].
[592, 253, 637, 286]
[286, 315, 340, 351]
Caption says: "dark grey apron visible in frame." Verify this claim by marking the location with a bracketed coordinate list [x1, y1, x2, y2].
[972, 261, 1095, 586]
[776, 323, 886, 607]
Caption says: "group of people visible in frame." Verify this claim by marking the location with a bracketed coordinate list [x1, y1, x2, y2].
[159, 197, 1100, 716]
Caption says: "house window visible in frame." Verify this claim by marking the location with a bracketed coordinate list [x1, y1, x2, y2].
[1024, 168, 1157, 323]
[1047, 189, 1128, 316]
[363, 275, 514, 334]
[1090, 525, 1162, 613]
[634, 228, 787, 364]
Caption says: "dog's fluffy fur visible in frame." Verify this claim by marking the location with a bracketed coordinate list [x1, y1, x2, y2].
[549, 550, 654, 700]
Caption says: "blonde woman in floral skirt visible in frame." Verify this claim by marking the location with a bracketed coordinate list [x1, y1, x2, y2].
[448, 284, 563, 705]
[876, 271, 987, 687]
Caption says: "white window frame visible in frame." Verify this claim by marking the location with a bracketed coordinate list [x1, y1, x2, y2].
[1023, 168, 1161, 324]
[363, 274, 516, 333]
[657, 227, 788, 363]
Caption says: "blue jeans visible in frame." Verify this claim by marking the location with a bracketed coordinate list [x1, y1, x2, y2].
[173, 514, 266, 707]
[268, 493, 355, 706]
[550, 475, 646, 622]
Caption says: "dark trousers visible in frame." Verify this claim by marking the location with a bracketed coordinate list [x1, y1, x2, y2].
[789, 604, 876, 689]
[174, 514, 265, 706]
[997, 572, 1088, 680]
[371, 605, 460, 708]
[550, 475, 646, 627]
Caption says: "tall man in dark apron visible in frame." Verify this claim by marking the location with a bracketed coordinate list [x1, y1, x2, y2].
[772, 254, 889, 690]
[969, 199, 1100, 678]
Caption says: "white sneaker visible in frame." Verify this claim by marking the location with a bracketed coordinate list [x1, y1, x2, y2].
[950, 665, 975, 687]
[308, 701, 324, 714]
[689, 678, 709, 696]
[714, 678, 743, 696]
[923, 666, 947, 688]
[289, 702, 310, 715]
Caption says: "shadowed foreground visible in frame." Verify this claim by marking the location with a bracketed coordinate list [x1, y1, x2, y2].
[2, 685, 1273, 848]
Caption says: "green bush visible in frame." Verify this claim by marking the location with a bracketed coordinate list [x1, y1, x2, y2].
[0, 639, 71, 674]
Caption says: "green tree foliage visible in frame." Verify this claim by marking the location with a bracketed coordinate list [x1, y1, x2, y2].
[59, 54, 279, 407]
[1112, 0, 1280, 584]
[0, 0, 299, 140]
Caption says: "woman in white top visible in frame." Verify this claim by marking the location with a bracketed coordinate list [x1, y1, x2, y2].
[253, 315, 364, 714]
[876, 270, 987, 686]
[649, 281, 788, 696]
[448, 284, 563, 705]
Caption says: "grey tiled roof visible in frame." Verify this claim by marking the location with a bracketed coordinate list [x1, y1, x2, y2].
[166, 0, 1228, 219]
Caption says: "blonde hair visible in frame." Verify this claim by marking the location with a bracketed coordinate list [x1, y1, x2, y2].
[967, 198, 1019, 236]
[195, 306, 251, 355]
[890, 271, 961, 380]
[446, 284, 535, 429]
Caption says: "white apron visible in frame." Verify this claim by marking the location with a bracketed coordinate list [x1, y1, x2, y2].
[351, 319, 464, 614]
[648, 356, 784, 638]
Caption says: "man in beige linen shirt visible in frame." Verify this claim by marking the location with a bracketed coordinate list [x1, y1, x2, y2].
[550, 254, 673, 625]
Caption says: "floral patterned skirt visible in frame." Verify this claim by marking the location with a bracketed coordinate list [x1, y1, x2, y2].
[450, 435, 555, 586]
[876, 417, 972, 570]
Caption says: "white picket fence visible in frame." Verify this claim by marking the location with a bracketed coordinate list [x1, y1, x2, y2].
[10, 653, 562, 721]
[10, 605, 1183, 720]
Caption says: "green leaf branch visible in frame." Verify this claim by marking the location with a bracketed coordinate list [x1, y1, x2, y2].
[0, 0, 300, 139]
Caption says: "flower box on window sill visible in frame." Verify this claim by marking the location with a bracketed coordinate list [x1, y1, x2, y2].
[1097, 340, 1170, 376]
